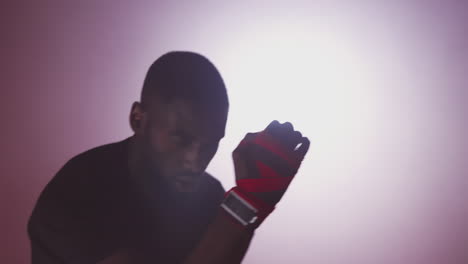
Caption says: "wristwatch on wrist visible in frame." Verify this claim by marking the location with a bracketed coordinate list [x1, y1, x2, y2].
[221, 189, 259, 227]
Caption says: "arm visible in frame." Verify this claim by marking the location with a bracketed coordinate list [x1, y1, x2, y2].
[185, 120, 309, 264]
[183, 209, 254, 264]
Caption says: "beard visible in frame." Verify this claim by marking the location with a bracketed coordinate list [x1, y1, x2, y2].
[134, 131, 205, 208]
[129, 137, 165, 204]
[137, 139, 196, 202]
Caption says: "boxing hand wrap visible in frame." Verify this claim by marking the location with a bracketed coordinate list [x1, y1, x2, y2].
[221, 131, 303, 230]
[236, 131, 302, 194]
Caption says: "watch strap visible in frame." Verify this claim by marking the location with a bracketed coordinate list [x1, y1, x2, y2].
[221, 187, 275, 229]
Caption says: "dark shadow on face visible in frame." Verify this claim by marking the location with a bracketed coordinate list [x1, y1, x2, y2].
[142, 98, 227, 193]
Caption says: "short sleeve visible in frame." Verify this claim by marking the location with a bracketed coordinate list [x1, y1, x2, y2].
[28, 157, 122, 264]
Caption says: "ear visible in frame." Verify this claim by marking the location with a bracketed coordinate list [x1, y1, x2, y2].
[129, 101, 148, 135]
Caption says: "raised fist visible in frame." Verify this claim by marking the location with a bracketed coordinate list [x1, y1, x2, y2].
[232, 120, 310, 206]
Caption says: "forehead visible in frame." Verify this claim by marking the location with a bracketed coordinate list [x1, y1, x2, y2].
[153, 99, 227, 140]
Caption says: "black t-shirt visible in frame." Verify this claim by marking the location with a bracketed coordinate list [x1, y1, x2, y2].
[28, 137, 225, 263]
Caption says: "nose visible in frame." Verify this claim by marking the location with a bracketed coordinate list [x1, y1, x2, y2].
[183, 143, 204, 175]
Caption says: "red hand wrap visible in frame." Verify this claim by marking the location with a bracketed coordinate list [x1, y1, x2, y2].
[236, 131, 302, 193]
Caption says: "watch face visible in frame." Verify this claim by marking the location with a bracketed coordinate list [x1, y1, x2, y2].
[222, 192, 258, 225]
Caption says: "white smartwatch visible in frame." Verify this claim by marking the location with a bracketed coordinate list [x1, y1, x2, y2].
[221, 189, 259, 227]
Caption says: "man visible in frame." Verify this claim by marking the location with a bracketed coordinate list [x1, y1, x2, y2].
[28, 51, 310, 263]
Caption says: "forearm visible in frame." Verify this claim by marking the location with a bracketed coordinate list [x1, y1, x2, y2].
[183, 209, 254, 264]
[226, 226, 254, 264]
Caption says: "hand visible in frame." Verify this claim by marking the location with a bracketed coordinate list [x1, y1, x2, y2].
[232, 120, 310, 206]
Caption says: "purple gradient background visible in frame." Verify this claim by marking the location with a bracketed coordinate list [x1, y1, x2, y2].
[1, 1, 467, 263]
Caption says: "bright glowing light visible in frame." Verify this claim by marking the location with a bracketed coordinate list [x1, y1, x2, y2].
[214, 20, 379, 191]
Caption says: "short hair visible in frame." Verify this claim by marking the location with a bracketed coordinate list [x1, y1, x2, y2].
[140, 51, 229, 114]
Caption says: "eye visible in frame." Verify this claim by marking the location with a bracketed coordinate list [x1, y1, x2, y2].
[170, 134, 191, 146]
